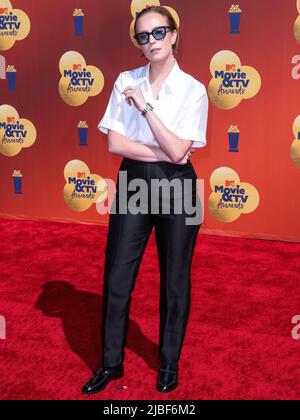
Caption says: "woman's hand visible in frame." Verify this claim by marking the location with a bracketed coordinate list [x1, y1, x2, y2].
[122, 86, 147, 112]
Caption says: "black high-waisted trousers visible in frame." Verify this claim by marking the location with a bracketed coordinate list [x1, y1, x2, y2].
[101, 157, 202, 368]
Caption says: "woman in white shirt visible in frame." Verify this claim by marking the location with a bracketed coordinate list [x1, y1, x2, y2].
[82, 5, 208, 395]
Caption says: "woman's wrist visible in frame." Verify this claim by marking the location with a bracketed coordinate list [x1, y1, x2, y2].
[141, 102, 154, 117]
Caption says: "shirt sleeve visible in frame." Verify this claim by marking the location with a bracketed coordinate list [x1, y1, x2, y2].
[97, 72, 126, 136]
[173, 83, 209, 148]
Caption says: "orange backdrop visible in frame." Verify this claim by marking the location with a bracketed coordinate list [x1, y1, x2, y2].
[0, 0, 300, 242]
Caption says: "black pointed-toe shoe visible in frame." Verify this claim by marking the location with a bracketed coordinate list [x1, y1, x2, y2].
[81, 364, 124, 394]
[157, 363, 178, 393]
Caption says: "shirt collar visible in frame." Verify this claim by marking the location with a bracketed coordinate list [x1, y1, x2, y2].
[136, 59, 181, 94]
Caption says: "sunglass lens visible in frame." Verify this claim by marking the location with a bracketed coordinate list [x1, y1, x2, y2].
[153, 27, 166, 40]
[136, 33, 149, 45]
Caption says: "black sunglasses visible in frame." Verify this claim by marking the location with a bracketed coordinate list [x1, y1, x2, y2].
[134, 26, 173, 45]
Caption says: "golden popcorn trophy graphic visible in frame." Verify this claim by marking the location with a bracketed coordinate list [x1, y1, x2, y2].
[0, 0, 30, 51]
[208, 50, 261, 110]
[129, 0, 180, 48]
[58, 51, 104, 106]
[64, 160, 108, 212]
[228, 4, 242, 34]
[0, 104, 37, 157]
[73, 8, 84, 36]
[228, 125, 240, 152]
[208, 167, 259, 223]
[78, 121, 88, 146]
[6, 64, 16, 90]
[12, 169, 22, 194]
[294, 0, 300, 44]
[290, 115, 300, 168]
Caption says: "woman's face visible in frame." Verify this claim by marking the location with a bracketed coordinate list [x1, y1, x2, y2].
[135, 12, 177, 62]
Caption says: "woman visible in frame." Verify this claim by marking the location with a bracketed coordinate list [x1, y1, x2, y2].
[82, 5, 208, 394]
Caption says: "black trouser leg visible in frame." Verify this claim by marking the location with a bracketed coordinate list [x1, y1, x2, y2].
[101, 210, 154, 367]
[155, 214, 201, 365]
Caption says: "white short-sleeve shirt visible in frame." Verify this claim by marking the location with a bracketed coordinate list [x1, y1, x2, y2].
[97, 59, 208, 148]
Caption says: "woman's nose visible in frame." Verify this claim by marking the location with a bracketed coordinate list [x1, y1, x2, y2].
[149, 33, 157, 43]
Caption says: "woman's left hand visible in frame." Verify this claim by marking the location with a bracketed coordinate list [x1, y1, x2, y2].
[122, 86, 147, 112]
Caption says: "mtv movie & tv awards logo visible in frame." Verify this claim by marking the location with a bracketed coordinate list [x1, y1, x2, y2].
[0, 0, 30, 51]
[59, 51, 104, 106]
[290, 115, 300, 168]
[0, 104, 36, 156]
[129, 0, 179, 48]
[64, 160, 108, 211]
[208, 50, 261, 109]
[208, 167, 259, 223]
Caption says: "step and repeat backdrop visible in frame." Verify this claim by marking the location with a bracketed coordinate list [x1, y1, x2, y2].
[0, 0, 299, 241]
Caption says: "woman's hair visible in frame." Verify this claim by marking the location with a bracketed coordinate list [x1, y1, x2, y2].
[134, 6, 179, 55]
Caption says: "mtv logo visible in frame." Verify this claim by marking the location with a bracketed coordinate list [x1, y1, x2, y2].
[77, 172, 86, 178]
[0, 8, 8, 14]
[7, 117, 15, 123]
[226, 64, 236, 71]
[225, 180, 235, 187]
[73, 64, 82, 70]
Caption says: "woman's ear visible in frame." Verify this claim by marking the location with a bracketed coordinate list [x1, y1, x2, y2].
[172, 29, 177, 41]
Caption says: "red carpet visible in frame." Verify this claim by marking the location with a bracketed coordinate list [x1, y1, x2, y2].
[0, 216, 300, 400]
